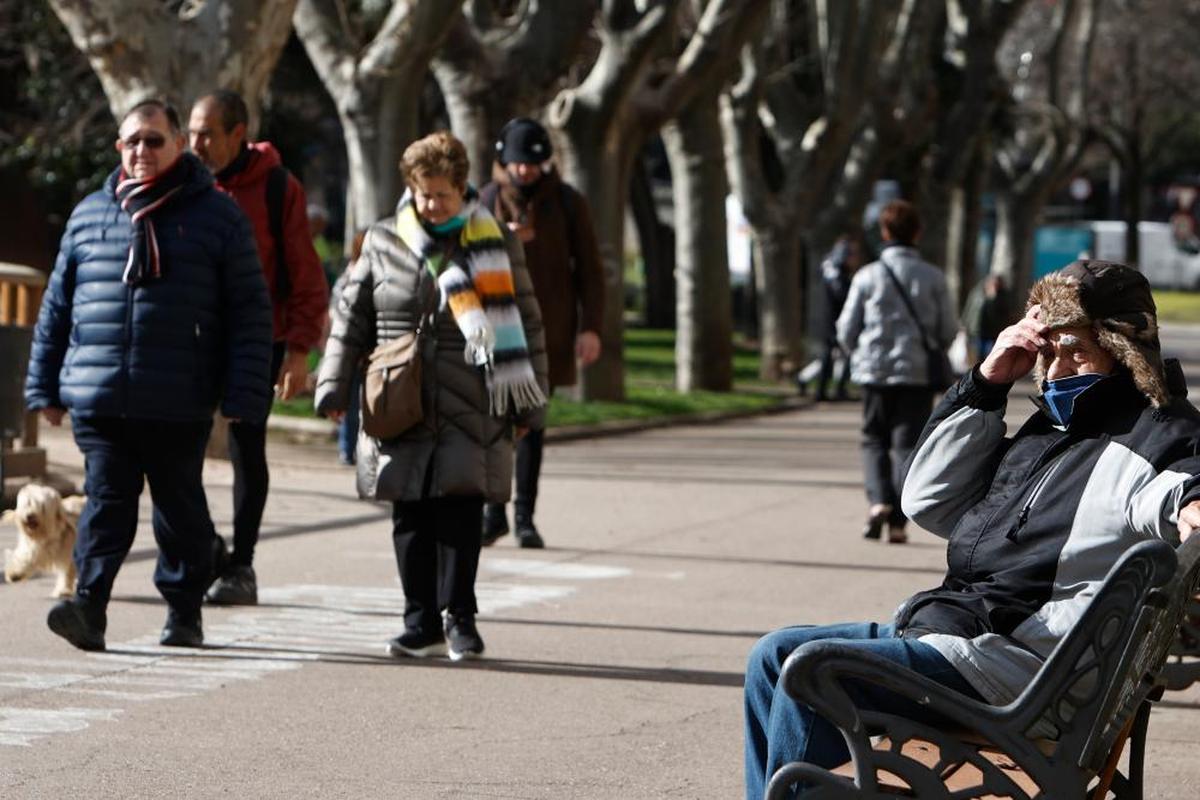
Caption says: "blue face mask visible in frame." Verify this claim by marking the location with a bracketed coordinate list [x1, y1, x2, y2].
[1041, 373, 1105, 427]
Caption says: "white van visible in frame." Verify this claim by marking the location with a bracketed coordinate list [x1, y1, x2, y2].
[1090, 220, 1200, 290]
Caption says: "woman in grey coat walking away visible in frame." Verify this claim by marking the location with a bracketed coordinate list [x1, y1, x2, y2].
[315, 131, 548, 660]
[837, 200, 958, 544]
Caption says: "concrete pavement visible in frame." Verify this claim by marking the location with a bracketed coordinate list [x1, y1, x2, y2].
[3, 378, 1200, 796]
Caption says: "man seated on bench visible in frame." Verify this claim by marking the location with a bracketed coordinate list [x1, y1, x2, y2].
[745, 260, 1200, 799]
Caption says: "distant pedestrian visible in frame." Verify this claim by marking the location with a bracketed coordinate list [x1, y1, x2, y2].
[478, 117, 605, 548]
[962, 272, 1015, 359]
[814, 235, 861, 401]
[315, 131, 547, 660]
[25, 99, 273, 651]
[326, 229, 368, 466]
[837, 200, 957, 544]
[188, 90, 330, 606]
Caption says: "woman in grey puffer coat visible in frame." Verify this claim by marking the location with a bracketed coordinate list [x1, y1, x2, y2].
[315, 132, 547, 661]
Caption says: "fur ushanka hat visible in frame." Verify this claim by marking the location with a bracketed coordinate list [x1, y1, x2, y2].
[1026, 259, 1168, 406]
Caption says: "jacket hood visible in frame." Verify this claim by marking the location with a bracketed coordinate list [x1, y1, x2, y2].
[218, 141, 283, 189]
[104, 151, 213, 200]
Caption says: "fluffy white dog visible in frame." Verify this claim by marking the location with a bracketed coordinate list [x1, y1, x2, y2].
[2, 484, 85, 598]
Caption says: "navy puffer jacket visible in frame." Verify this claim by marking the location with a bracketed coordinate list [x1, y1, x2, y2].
[25, 154, 273, 423]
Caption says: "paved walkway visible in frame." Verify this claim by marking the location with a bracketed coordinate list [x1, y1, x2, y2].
[3, 388, 1200, 796]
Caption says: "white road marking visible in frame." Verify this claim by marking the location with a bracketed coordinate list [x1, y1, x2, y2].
[0, 707, 122, 747]
[1, 561, 619, 748]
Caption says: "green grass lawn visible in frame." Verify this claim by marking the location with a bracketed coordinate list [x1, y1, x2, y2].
[1151, 290, 1200, 323]
[274, 328, 792, 428]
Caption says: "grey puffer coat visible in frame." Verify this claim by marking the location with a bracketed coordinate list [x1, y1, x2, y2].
[314, 218, 547, 502]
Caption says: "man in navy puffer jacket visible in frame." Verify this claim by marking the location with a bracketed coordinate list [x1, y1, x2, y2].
[24, 99, 272, 651]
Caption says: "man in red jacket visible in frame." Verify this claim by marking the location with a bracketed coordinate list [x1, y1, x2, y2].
[188, 90, 329, 605]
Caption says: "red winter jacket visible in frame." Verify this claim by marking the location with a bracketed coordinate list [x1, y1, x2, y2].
[213, 142, 328, 352]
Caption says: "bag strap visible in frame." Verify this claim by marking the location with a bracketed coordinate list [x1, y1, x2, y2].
[265, 165, 290, 304]
[879, 255, 936, 350]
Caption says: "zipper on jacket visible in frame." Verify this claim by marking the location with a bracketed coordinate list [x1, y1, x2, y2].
[1005, 457, 1065, 541]
[120, 281, 135, 417]
[967, 432, 1071, 570]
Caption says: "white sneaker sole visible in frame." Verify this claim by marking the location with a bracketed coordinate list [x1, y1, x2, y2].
[385, 640, 447, 658]
[448, 647, 484, 662]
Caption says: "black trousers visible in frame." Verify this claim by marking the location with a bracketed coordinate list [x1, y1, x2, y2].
[227, 343, 286, 566]
[817, 336, 851, 399]
[860, 385, 935, 526]
[71, 416, 216, 616]
[513, 427, 546, 523]
[392, 496, 485, 634]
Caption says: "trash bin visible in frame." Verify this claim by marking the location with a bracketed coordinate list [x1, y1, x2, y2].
[0, 325, 33, 439]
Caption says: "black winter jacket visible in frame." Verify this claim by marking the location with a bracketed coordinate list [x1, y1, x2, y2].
[899, 363, 1200, 709]
[25, 154, 274, 423]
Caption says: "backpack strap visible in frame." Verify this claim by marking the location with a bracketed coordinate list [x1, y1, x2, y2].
[265, 165, 290, 304]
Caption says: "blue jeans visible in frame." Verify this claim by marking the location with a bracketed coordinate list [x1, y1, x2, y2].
[337, 374, 361, 462]
[744, 622, 983, 799]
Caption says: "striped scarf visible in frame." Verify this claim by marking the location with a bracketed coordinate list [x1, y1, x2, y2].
[114, 157, 189, 285]
[395, 191, 546, 417]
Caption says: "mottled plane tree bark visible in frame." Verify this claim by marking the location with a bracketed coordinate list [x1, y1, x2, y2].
[914, 0, 1030, 303]
[294, 0, 461, 238]
[664, 1, 770, 392]
[45, 0, 297, 131]
[722, 0, 898, 380]
[432, 0, 598, 187]
[546, 0, 767, 400]
[990, 0, 1099, 296]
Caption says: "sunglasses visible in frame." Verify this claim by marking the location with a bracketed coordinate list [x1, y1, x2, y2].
[121, 134, 167, 150]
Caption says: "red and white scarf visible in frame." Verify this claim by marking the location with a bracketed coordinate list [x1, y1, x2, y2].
[115, 158, 188, 285]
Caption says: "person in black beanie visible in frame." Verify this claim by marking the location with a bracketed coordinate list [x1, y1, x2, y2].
[478, 118, 605, 548]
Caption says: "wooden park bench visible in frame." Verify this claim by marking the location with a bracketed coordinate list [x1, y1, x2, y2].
[765, 534, 1200, 799]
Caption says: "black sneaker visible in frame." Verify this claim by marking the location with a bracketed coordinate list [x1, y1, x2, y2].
[514, 521, 544, 549]
[444, 614, 485, 661]
[208, 534, 229, 591]
[46, 598, 107, 652]
[385, 628, 447, 658]
[206, 564, 258, 606]
[481, 504, 510, 546]
[160, 608, 204, 648]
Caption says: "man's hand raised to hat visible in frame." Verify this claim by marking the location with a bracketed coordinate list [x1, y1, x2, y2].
[979, 305, 1051, 385]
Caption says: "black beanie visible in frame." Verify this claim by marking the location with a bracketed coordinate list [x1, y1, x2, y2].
[495, 117, 553, 165]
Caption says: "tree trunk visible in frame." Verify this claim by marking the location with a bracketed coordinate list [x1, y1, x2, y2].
[630, 158, 675, 328]
[295, 0, 460, 239]
[945, 139, 984, 311]
[46, 0, 298, 130]
[664, 90, 733, 392]
[340, 99, 410, 239]
[754, 225, 804, 381]
[1123, 135, 1143, 266]
[554, 101, 635, 401]
[991, 190, 1040, 299]
[434, 66, 512, 187]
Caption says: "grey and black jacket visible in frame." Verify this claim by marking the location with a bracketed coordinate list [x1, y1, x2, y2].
[899, 362, 1200, 707]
